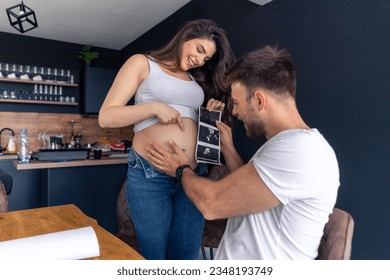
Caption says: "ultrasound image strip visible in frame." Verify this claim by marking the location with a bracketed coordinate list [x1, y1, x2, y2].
[195, 107, 222, 165]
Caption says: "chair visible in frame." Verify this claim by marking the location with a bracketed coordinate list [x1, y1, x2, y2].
[0, 169, 12, 213]
[116, 179, 140, 253]
[0, 169, 12, 196]
[201, 205, 355, 260]
[201, 164, 229, 260]
[201, 218, 228, 259]
[0, 180, 8, 212]
[316, 208, 354, 260]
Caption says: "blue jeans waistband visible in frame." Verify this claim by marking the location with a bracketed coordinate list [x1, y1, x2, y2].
[128, 147, 208, 179]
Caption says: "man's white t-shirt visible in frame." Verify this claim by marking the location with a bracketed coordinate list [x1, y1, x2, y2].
[215, 129, 340, 260]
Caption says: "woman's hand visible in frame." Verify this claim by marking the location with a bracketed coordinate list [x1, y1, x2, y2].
[206, 98, 225, 112]
[154, 103, 185, 131]
[146, 140, 190, 177]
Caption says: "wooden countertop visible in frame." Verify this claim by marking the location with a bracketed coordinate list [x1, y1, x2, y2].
[14, 157, 127, 170]
[0, 154, 18, 160]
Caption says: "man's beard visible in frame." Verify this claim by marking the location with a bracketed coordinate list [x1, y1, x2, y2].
[244, 106, 266, 139]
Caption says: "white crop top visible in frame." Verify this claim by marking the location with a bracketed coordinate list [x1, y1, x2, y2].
[134, 58, 204, 133]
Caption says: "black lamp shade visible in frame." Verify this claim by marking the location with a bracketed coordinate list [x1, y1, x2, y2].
[6, 2, 38, 33]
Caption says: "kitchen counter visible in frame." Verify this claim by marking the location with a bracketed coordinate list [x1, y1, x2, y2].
[0, 154, 18, 160]
[14, 157, 127, 170]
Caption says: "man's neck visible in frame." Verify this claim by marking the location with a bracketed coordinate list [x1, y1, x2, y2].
[265, 108, 309, 139]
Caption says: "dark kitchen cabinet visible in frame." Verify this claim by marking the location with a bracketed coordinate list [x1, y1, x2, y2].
[81, 67, 117, 115]
[42, 163, 127, 234]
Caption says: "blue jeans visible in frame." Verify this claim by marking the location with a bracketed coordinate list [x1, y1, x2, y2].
[126, 148, 208, 260]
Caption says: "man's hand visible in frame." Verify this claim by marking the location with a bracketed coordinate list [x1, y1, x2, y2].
[216, 121, 234, 155]
[146, 140, 190, 177]
[216, 121, 244, 172]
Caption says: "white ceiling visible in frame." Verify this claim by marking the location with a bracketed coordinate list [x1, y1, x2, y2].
[0, 0, 191, 50]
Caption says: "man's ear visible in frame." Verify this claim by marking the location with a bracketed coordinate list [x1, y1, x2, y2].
[253, 90, 265, 110]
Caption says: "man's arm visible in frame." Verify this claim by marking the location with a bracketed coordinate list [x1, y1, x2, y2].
[180, 162, 280, 220]
[147, 140, 281, 220]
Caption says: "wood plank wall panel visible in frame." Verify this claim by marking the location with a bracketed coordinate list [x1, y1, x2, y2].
[0, 112, 133, 152]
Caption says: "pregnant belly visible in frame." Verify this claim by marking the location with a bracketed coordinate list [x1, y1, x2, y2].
[132, 118, 198, 168]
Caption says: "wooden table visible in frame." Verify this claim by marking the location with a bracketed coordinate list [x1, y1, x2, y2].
[0, 204, 144, 260]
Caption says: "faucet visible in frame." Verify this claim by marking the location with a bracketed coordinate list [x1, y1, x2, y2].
[0, 128, 15, 152]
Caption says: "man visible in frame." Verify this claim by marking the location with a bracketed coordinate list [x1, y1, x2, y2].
[147, 46, 340, 260]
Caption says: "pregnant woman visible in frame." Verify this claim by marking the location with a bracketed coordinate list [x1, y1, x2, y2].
[99, 19, 234, 260]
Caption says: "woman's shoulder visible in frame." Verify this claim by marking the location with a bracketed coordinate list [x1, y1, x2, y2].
[126, 54, 160, 70]
[122, 54, 150, 72]
[126, 54, 149, 65]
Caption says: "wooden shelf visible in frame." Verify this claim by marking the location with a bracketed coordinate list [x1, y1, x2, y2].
[0, 77, 78, 87]
[0, 99, 78, 106]
[0, 69, 80, 113]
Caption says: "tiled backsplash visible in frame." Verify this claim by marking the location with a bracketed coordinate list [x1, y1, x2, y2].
[0, 112, 133, 152]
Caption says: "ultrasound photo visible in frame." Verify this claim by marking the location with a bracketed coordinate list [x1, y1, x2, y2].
[199, 126, 220, 146]
[195, 107, 222, 165]
[199, 107, 221, 127]
[196, 145, 220, 164]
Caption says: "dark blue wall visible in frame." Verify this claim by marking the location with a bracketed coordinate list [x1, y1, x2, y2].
[0, 31, 121, 70]
[123, 0, 390, 260]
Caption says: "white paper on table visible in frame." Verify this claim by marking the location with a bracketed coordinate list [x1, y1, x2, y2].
[0, 226, 100, 260]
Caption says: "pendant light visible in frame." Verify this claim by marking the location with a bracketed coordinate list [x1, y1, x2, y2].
[6, 1, 38, 33]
